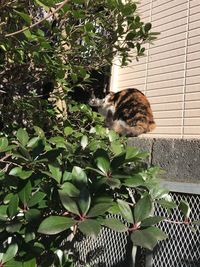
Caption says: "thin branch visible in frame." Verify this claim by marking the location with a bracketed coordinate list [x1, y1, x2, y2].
[164, 219, 190, 225]
[5, 0, 70, 38]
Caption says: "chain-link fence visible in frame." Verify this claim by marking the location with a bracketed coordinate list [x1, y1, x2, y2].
[69, 192, 200, 267]
[150, 192, 200, 267]
[72, 214, 132, 267]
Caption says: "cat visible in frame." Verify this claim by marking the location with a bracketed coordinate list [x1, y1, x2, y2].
[89, 88, 156, 137]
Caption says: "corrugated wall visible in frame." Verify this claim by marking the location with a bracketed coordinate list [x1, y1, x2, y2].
[110, 0, 200, 138]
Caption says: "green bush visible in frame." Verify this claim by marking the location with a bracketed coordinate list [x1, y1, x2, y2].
[0, 111, 172, 266]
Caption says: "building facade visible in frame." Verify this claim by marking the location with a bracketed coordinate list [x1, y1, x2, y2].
[110, 0, 200, 139]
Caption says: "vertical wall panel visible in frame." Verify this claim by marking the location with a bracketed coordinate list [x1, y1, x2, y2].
[110, 0, 200, 138]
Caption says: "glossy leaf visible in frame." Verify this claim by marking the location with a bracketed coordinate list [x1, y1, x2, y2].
[78, 187, 91, 216]
[0, 205, 8, 221]
[94, 149, 110, 175]
[7, 195, 19, 218]
[134, 195, 152, 223]
[28, 192, 46, 207]
[87, 203, 111, 217]
[48, 161, 62, 183]
[179, 200, 191, 219]
[72, 166, 87, 185]
[2, 243, 18, 264]
[0, 137, 8, 152]
[141, 216, 165, 227]
[111, 152, 126, 169]
[78, 219, 101, 238]
[123, 174, 144, 187]
[18, 181, 32, 205]
[117, 199, 134, 223]
[81, 135, 88, 150]
[25, 209, 40, 222]
[16, 128, 29, 147]
[59, 182, 80, 197]
[38, 216, 75, 235]
[131, 227, 167, 250]
[102, 218, 128, 232]
[59, 192, 80, 216]
[14, 10, 32, 24]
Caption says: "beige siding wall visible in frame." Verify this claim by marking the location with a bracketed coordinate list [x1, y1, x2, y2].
[110, 0, 200, 138]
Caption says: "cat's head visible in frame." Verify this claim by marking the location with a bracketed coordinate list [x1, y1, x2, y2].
[88, 96, 104, 107]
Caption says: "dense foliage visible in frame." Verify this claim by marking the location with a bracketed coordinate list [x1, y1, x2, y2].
[0, 122, 171, 266]
[0, 1, 198, 267]
[0, 0, 157, 133]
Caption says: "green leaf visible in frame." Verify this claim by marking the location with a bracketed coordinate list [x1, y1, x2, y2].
[38, 216, 75, 235]
[81, 135, 88, 150]
[102, 218, 128, 232]
[72, 166, 87, 186]
[108, 130, 119, 142]
[78, 219, 101, 238]
[193, 220, 200, 225]
[62, 171, 72, 182]
[23, 258, 36, 267]
[87, 203, 111, 217]
[144, 23, 152, 32]
[14, 10, 32, 24]
[96, 157, 110, 175]
[2, 243, 18, 264]
[0, 137, 8, 152]
[33, 126, 45, 137]
[85, 22, 94, 32]
[16, 128, 29, 147]
[7, 195, 19, 218]
[94, 149, 110, 175]
[19, 170, 33, 180]
[141, 216, 165, 227]
[18, 181, 32, 206]
[59, 182, 80, 197]
[134, 195, 152, 223]
[158, 199, 177, 210]
[105, 177, 121, 189]
[48, 161, 62, 183]
[78, 187, 91, 216]
[125, 147, 139, 161]
[6, 222, 22, 233]
[110, 141, 124, 155]
[25, 209, 41, 222]
[111, 152, 126, 169]
[123, 174, 144, 187]
[117, 199, 134, 223]
[35, 0, 50, 11]
[27, 137, 40, 148]
[59, 192, 80, 216]
[179, 200, 191, 218]
[131, 227, 167, 250]
[9, 167, 22, 177]
[64, 127, 74, 136]
[9, 167, 33, 180]
[4, 260, 23, 267]
[28, 192, 46, 207]
[0, 205, 8, 221]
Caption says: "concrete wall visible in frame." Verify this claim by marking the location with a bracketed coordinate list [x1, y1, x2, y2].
[128, 138, 200, 184]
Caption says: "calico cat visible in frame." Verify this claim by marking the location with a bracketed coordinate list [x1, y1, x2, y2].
[89, 88, 156, 137]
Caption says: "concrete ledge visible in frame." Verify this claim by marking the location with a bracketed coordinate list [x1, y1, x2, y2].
[128, 138, 200, 184]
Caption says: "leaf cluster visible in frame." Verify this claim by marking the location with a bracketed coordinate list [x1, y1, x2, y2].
[0, 123, 179, 266]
